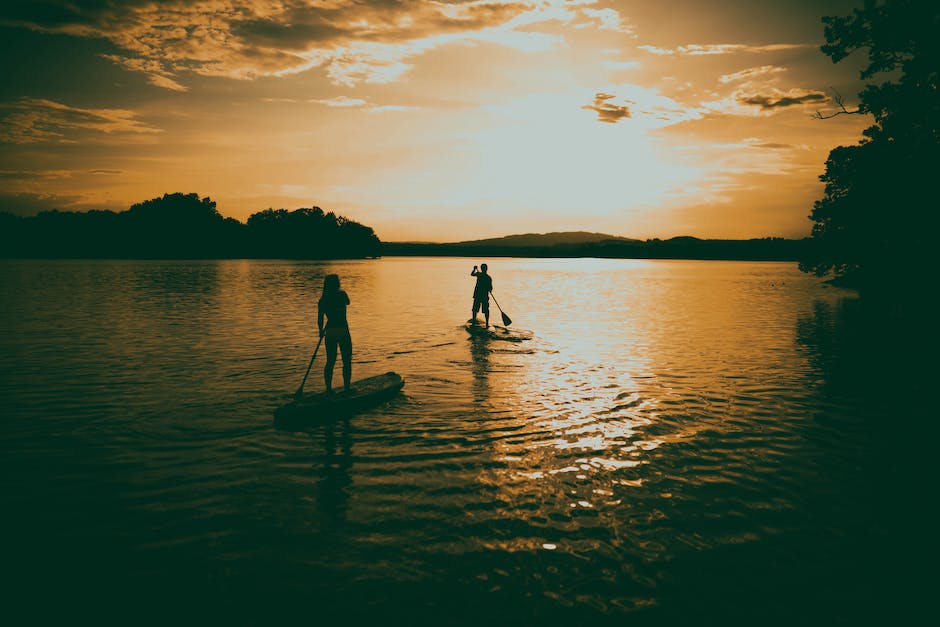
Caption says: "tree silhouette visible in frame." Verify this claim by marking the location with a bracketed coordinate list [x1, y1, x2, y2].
[0, 193, 381, 259]
[800, 0, 940, 295]
[122, 192, 243, 258]
[246, 206, 380, 258]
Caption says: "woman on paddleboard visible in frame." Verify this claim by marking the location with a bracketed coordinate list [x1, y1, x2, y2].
[318, 274, 352, 394]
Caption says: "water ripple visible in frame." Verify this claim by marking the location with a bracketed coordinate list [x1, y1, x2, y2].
[0, 258, 898, 625]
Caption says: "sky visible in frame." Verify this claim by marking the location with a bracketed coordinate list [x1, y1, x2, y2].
[0, 0, 875, 242]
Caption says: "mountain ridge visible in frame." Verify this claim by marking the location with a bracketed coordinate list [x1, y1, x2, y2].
[451, 231, 641, 247]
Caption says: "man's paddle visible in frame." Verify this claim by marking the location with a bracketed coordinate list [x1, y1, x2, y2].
[491, 293, 512, 326]
[294, 335, 324, 398]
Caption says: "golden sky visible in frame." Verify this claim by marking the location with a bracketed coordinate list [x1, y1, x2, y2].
[0, 0, 872, 241]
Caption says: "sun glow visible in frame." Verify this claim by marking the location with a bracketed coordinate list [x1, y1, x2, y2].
[1, 0, 874, 241]
[321, 88, 709, 238]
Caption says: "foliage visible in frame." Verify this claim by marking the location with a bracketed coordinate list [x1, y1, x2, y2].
[801, 0, 940, 293]
[246, 206, 381, 258]
[0, 193, 381, 259]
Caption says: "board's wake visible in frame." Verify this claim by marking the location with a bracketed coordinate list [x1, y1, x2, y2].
[464, 322, 533, 342]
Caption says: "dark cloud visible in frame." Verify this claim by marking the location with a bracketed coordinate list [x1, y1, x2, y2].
[582, 93, 632, 124]
[750, 142, 794, 149]
[739, 91, 827, 109]
[0, 191, 84, 216]
[0, 168, 69, 180]
[0, 22, 138, 102]
[1, 0, 101, 28]
[234, 18, 344, 51]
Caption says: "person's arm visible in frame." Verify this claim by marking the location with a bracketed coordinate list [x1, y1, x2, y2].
[317, 303, 325, 337]
[471, 265, 479, 276]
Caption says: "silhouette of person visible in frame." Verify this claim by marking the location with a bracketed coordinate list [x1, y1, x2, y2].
[470, 263, 493, 326]
[318, 274, 352, 393]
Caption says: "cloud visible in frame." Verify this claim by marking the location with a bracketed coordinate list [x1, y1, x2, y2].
[742, 139, 809, 150]
[579, 7, 633, 33]
[687, 58, 828, 118]
[582, 93, 631, 123]
[101, 55, 189, 92]
[3, 0, 632, 89]
[369, 104, 422, 113]
[738, 90, 827, 110]
[262, 96, 419, 112]
[310, 96, 368, 108]
[719, 65, 786, 84]
[639, 43, 809, 56]
[0, 168, 73, 181]
[0, 191, 85, 216]
[0, 98, 161, 144]
[603, 60, 640, 70]
[751, 142, 794, 149]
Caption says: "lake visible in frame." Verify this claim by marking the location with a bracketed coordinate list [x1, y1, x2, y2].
[0, 258, 925, 625]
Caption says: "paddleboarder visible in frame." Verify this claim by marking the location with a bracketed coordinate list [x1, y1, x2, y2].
[470, 263, 493, 326]
[318, 274, 352, 394]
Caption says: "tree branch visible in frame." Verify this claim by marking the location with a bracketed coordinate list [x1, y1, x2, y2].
[814, 88, 862, 120]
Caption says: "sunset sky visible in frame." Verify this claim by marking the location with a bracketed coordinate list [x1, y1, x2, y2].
[1, 0, 873, 241]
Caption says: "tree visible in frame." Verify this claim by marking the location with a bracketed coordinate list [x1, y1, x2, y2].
[800, 0, 940, 294]
[123, 192, 233, 257]
[245, 205, 381, 258]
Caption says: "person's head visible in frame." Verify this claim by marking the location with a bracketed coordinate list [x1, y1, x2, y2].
[480, 263, 488, 272]
[323, 274, 340, 295]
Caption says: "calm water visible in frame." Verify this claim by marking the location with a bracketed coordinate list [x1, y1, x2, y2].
[0, 258, 927, 624]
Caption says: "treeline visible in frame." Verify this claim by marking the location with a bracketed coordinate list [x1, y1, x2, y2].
[383, 236, 808, 261]
[0, 193, 382, 259]
[800, 0, 939, 297]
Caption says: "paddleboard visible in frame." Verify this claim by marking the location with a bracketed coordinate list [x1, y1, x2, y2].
[275, 371, 404, 424]
[464, 322, 532, 342]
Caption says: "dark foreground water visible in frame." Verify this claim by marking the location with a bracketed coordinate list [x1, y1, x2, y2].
[0, 258, 931, 625]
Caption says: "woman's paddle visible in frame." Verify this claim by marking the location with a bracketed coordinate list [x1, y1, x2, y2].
[491, 293, 512, 326]
[294, 335, 324, 398]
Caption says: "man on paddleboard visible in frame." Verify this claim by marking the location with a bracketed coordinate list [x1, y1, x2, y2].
[470, 263, 493, 326]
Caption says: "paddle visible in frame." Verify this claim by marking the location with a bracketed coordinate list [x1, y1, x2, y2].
[294, 335, 324, 398]
[491, 293, 512, 326]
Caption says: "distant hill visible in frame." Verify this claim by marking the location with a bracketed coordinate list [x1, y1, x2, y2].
[451, 231, 640, 247]
[382, 233, 807, 262]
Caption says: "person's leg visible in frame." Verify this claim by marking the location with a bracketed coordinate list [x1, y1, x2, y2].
[339, 333, 352, 393]
[324, 334, 338, 392]
[471, 299, 480, 321]
[483, 299, 490, 326]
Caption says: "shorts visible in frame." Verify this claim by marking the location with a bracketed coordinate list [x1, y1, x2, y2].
[324, 326, 349, 340]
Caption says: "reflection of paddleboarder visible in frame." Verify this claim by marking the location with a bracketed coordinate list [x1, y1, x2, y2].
[470, 263, 493, 326]
[318, 274, 352, 394]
